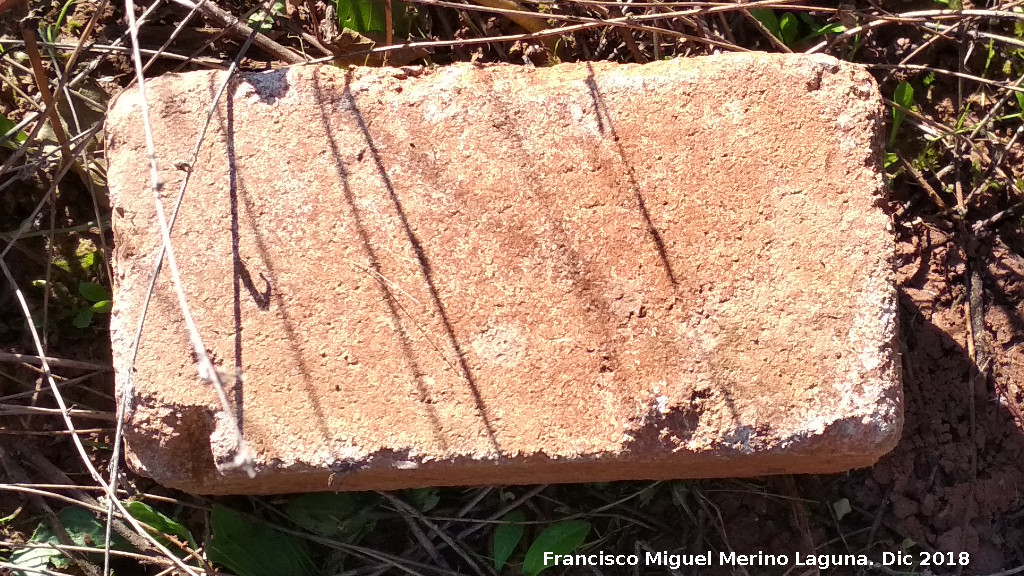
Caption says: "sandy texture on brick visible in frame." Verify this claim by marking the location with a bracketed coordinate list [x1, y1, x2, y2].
[105, 53, 900, 494]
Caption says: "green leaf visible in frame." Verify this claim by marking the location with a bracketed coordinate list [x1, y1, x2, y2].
[636, 484, 659, 507]
[208, 504, 315, 576]
[403, 488, 440, 512]
[284, 493, 371, 538]
[984, 38, 996, 75]
[749, 8, 780, 38]
[8, 507, 132, 575]
[127, 501, 197, 550]
[894, 81, 914, 110]
[248, 0, 286, 32]
[1014, 90, 1024, 112]
[7, 522, 61, 576]
[78, 281, 110, 303]
[90, 300, 112, 314]
[336, 0, 388, 35]
[778, 12, 799, 47]
[522, 520, 590, 576]
[492, 509, 526, 571]
[53, 0, 77, 33]
[803, 21, 844, 41]
[884, 152, 899, 171]
[0, 114, 28, 150]
[73, 307, 94, 328]
[889, 81, 914, 147]
[670, 482, 693, 517]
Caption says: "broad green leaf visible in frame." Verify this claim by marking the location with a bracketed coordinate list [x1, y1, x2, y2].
[403, 488, 440, 512]
[78, 281, 109, 302]
[749, 8, 780, 38]
[1014, 90, 1024, 112]
[778, 12, 799, 47]
[0, 114, 28, 150]
[127, 501, 197, 549]
[892, 79, 917, 108]
[91, 300, 112, 314]
[337, 0, 388, 35]
[492, 509, 525, 571]
[208, 504, 315, 576]
[285, 493, 371, 538]
[884, 152, 899, 171]
[8, 507, 131, 574]
[31, 279, 47, 288]
[73, 308, 94, 328]
[894, 80, 914, 109]
[522, 520, 590, 576]
[7, 522, 60, 576]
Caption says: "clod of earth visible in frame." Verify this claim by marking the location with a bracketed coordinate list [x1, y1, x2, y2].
[104, 53, 901, 495]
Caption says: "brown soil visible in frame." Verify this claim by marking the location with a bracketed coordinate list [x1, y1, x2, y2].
[863, 227, 1024, 571]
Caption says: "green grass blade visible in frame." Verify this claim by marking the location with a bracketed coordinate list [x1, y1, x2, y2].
[0, 114, 28, 150]
[890, 81, 914, 147]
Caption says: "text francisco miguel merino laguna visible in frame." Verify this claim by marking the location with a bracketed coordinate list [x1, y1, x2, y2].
[542, 550, 906, 571]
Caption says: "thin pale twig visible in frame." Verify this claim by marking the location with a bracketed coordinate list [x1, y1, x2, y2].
[808, 8, 1024, 54]
[0, 352, 111, 372]
[0, 39, 227, 67]
[0, 405, 115, 420]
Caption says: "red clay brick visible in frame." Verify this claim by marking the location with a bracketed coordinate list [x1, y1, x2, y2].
[105, 53, 900, 494]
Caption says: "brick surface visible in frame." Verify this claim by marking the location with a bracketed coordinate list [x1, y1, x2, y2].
[105, 53, 901, 495]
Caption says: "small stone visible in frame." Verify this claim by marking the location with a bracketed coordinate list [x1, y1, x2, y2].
[105, 53, 901, 495]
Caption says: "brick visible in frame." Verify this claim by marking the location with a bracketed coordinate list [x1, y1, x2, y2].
[105, 53, 901, 495]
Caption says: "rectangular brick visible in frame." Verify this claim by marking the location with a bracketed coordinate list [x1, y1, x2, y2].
[106, 53, 901, 494]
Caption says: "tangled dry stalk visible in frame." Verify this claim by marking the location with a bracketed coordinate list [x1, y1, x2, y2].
[1, 0, 1024, 574]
